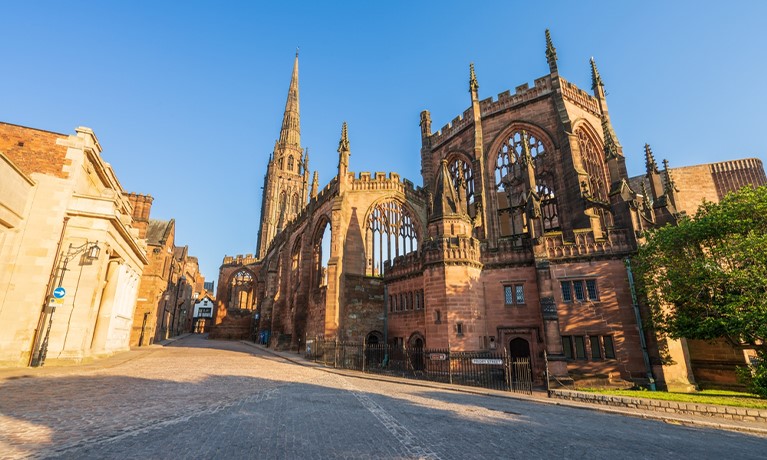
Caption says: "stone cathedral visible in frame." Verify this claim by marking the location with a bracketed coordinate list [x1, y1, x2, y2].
[214, 32, 766, 390]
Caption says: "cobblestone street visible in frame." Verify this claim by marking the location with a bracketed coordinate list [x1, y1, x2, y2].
[1, 335, 764, 459]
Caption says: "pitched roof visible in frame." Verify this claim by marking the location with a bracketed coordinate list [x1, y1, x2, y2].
[146, 219, 174, 245]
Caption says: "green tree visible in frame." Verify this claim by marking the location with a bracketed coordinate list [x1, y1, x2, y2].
[634, 185, 767, 396]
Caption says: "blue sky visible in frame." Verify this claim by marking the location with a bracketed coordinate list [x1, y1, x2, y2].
[2, 1, 766, 283]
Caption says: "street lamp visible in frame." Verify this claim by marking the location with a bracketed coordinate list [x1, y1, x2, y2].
[31, 240, 101, 367]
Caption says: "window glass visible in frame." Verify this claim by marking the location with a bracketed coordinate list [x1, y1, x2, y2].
[561, 282, 572, 302]
[573, 280, 585, 301]
[604, 336, 616, 359]
[515, 285, 525, 304]
[586, 279, 598, 300]
[590, 336, 602, 359]
[574, 336, 586, 359]
[562, 336, 573, 359]
[504, 286, 514, 305]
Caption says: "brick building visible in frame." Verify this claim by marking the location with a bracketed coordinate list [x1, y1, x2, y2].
[214, 33, 766, 389]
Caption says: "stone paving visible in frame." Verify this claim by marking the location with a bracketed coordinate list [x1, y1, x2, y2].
[1, 334, 765, 459]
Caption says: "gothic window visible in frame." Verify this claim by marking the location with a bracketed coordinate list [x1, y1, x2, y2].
[278, 157, 283, 169]
[494, 130, 557, 239]
[447, 155, 475, 216]
[229, 269, 254, 310]
[313, 220, 331, 287]
[576, 129, 609, 203]
[292, 193, 300, 215]
[576, 128, 613, 232]
[287, 155, 294, 171]
[291, 238, 301, 283]
[367, 200, 419, 277]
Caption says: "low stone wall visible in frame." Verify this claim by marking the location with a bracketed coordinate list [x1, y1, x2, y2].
[549, 389, 767, 424]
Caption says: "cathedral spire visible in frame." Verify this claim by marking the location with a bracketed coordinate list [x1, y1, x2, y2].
[337, 122, 350, 192]
[277, 53, 301, 148]
[545, 29, 558, 73]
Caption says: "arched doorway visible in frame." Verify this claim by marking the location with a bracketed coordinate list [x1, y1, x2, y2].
[509, 337, 530, 360]
[408, 333, 425, 371]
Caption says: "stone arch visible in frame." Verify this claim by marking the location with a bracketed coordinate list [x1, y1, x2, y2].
[366, 330, 384, 344]
[311, 214, 332, 287]
[227, 268, 256, 310]
[443, 151, 476, 217]
[486, 122, 560, 240]
[364, 197, 423, 277]
[573, 120, 613, 232]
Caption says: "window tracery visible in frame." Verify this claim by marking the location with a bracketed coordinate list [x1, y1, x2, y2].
[447, 156, 475, 216]
[367, 200, 419, 277]
[229, 269, 254, 310]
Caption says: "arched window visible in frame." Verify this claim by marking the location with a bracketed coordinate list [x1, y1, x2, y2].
[292, 193, 300, 215]
[291, 238, 301, 283]
[313, 219, 331, 287]
[229, 270, 254, 310]
[278, 157, 283, 169]
[576, 129, 609, 203]
[447, 155, 475, 216]
[367, 200, 419, 277]
[576, 127, 613, 233]
[494, 130, 559, 238]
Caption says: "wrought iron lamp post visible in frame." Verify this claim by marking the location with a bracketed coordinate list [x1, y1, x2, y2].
[31, 240, 100, 367]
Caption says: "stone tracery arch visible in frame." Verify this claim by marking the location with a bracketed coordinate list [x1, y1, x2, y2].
[445, 152, 475, 216]
[366, 199, 420, 277]
[228, 268, 255, 310]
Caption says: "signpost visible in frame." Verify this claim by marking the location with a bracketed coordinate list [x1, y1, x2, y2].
[52, 287, 66, 299]
[471, 358, 503, 365]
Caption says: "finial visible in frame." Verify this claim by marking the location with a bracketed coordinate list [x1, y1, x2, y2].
[662, 159, 678, 193]
[469, 62, 479, 93]
[590, 57, 603, 91]
[601, 116, 619, 159]
[296, 46, 299, 58]
[338, 122, 350, 152]
[644, 144, 659, 174]
[545, 29, 558, 70]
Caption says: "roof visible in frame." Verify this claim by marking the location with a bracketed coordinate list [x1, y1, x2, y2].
[146, 219, 174, 245]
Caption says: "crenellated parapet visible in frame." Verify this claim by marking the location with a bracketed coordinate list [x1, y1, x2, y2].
[558, 77, 601, 116]
[544, 228, 634, 260]
[427, 76, 555, 149]
[349, 171, 428, 206]
[383, 251, 423, 280]
[221, 253, 259, 266]
[423, 236, 482, 268]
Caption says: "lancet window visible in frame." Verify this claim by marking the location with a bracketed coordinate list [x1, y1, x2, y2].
[447, 156, 475, 216]
[229, 269, 254, 310]
[287, 155, 294, 171]
[312, 220, 331, 287]
[576, 129, 609, 203]
[367, 201, 419, 277]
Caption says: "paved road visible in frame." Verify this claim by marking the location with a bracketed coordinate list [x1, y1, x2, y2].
[1, 335, 764, 459]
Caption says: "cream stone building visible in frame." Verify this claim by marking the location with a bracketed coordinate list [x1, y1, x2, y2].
[0, 122, 147, 367]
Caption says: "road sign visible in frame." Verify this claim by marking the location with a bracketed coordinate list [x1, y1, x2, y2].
[471, 358, 503, 365]
[429, 353, 447, 361]
[53, 287, 67, 299]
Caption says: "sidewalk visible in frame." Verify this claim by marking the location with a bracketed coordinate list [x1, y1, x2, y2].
[242, 340, 767, 437]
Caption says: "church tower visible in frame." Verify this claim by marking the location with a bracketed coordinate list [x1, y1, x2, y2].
[257, 52, 309, 259]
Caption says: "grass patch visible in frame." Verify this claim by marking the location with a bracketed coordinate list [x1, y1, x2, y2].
[577, 388, 767, 409]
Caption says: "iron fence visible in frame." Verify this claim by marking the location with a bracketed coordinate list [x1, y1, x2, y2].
[305, 338, 532, 394]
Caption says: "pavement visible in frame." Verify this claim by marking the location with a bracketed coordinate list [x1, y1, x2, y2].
[0, 334, 764, 459]
[243, 340, 767, 437]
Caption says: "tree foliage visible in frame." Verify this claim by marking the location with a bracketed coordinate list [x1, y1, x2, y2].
[634, 185, 767, 394]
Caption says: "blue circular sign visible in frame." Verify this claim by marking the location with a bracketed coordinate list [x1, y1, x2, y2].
[53, 287, 66, 299]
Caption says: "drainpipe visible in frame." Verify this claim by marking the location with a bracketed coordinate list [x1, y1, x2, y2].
[625, 257, 656, 391]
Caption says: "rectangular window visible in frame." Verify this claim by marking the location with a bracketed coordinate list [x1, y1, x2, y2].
[391, 296, 397, 312]
[456, 322, 464, 335]
[574, 336, 586, 359]
[603, 335, 616, 359]
[562, 336, 573, 359]
[561, 282, 572, 302]
[590, 336, 602, 359]
[573, 281, 585, 301]
[515, 285, 525, 304]
[504, 286, 514, 305]
[586, 279, 599, 300]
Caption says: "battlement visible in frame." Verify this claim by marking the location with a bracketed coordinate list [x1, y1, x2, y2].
[348, 171, 427, 207]
[423, 235, 482, 267]
[544, 228, 634, 260]
[383, 251, 423, 280]
[222, 253, 258, 266]
[429, 76, 554, 148]
[558, 77, 601, 115]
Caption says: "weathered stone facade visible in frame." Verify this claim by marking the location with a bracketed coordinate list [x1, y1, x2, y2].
[215, 32, 766, 389]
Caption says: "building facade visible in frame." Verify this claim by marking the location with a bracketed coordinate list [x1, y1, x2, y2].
[0, 123, 148, 366]
[214, 32, 766, 389]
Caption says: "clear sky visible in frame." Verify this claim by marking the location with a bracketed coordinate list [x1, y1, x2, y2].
[2, 1, 766, 284]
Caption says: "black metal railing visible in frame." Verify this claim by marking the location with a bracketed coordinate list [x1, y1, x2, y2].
[304, 338, 532, 394]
